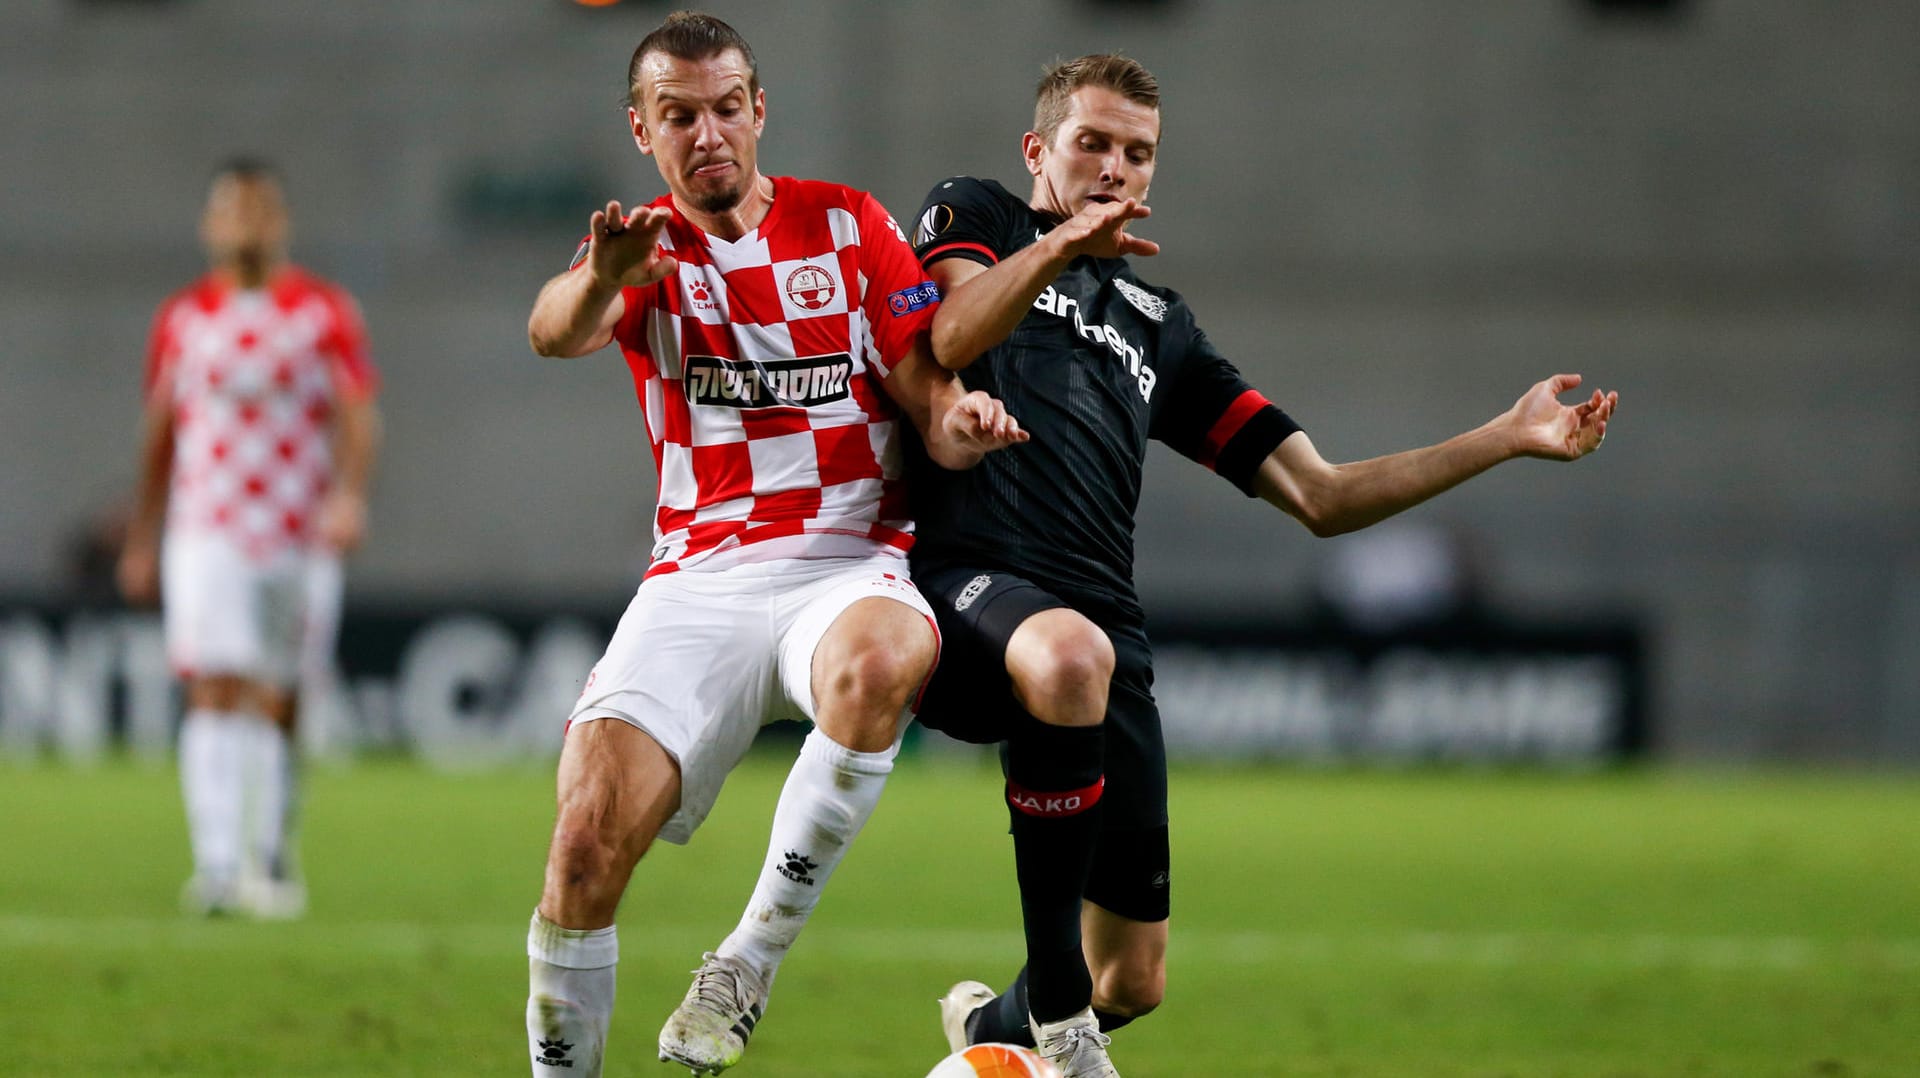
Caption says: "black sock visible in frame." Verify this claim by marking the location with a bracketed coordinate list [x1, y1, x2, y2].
[968, 967, 1034, 1046]
[1094, 1008, 1135, 1034]
[967, 972, 1140, 1046]
[1005, 716, 1105, 1026]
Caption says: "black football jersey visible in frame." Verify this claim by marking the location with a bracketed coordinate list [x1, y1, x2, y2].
[907, 176, 1301, 624]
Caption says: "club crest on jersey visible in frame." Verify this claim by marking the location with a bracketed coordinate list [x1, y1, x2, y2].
[1113, 278, 1167, 323]
[684, 353, 853, 409]
[784, 265, 836, 311]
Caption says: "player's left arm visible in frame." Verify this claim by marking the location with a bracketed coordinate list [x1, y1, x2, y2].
[319, 290, 382, 554]
[881, 340, 1028, 470]
[1255, 374, 1619, 537]
[323, 389, 381, 553]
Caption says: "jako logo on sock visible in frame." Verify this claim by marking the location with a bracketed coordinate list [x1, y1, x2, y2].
[1006, 776, 1106, 817]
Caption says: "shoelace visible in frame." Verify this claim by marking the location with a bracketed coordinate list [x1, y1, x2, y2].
[1042, 1024, 1114, 1072]
[686, 952, 751, 1014]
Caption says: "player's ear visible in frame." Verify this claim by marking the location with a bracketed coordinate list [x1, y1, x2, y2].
[751, 87, 767, 137]
[630, 106, 653, 156]
[1021, 131, 1046, 177]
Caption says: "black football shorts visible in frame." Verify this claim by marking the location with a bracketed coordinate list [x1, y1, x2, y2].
[914, 564, 1172, 922]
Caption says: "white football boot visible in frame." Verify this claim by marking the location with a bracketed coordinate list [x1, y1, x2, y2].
[179, 873, 242, 917]
[657, 952, 769, 1075]
[239, 872, 308, 921]
[1031, 1007, 1120, 1078]
[938, 980, 998, 1052]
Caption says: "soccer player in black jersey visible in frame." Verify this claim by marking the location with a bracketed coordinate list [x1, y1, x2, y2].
[908, 55, 1619, 1078]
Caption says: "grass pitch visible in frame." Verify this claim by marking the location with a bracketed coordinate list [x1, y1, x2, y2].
[2, 752, 1917, 1076]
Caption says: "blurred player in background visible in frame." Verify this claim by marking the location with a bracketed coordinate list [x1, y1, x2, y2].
[909, 55, 1619, 1077]
[119, 159, 381, 919]
[520, 14, 1023, 1077]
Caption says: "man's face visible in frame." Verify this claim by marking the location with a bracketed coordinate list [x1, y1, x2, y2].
[200, 174, 288, 268]
[1026, 86, 1160, 218]
[630, 48, 765, 215]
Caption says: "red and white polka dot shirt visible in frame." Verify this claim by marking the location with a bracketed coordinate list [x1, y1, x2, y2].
[145, 267, 377, 561]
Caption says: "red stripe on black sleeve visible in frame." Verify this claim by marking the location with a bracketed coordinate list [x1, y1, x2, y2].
[1199, 389, 1274, 469]
[921, 241, 1000, 267]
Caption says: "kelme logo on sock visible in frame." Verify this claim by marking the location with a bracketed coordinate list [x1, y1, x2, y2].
[536, 1038, 574, 1068]
[777, 850, 819, 885]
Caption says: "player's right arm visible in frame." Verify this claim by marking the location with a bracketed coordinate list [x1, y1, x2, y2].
[528, 202, 678, 358]
[119, 302, 184, 606]
[118, 390, 174, 605]
[916, 180, 1157, 371]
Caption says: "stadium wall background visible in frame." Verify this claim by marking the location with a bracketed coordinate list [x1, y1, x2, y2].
[0, 1, 1914, 764]
[0, 603, 1646, 767]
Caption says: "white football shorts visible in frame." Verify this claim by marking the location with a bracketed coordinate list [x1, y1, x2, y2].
[569, 554, 937, 844]
[161, 531, 342, 688]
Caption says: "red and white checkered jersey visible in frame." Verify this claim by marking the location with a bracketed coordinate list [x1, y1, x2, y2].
[145, 267, 377, 562]
[601, 177, 942, 578]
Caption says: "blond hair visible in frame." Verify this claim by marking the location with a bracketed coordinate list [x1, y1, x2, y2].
[1033, 54, 1160, 143]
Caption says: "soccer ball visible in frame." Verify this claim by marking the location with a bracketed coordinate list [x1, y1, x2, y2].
[925, 1043, 1062, 1078]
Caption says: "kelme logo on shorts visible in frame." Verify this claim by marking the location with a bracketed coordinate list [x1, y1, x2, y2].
[684, 353, 852, 409]
[954, 574, 992, 611]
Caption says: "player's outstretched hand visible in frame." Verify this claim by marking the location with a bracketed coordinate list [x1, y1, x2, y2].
[1506, 374, 1619, 461]
[1054, 198, 1160, 261]
[319, 489, 369, 553]
[587, 202, 679, 289]
[943, 390, 1030, 456]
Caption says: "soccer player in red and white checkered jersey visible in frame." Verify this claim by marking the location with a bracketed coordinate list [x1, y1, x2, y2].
[119, 160, 381, 920]
[519, 15, 1027, 1078]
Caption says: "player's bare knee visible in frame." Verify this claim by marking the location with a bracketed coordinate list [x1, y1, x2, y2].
[188, 675, 246, 712]
[1019, 626, 1114, 725]
[817, 641, 924, 747]
[820, 618, 934, 708]
[546, 793, 645, 909]
[1091, 961, 1164, 1018]
[546, 817, 612, 891]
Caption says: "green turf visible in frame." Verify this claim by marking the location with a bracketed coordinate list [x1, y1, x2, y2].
[2, 754, 1917, 1076]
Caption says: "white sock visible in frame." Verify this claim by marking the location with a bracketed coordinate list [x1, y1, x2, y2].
[241, 718, 298, 880]
[716, 728, 897, 983]
[527, 911, 617, 1078]
[178, 709, 246, 884]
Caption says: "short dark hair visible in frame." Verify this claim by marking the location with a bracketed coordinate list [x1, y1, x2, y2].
[212, 156, 279, 184]
[1033, 54, 1160, 145]
[627, 11, 759, 111]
